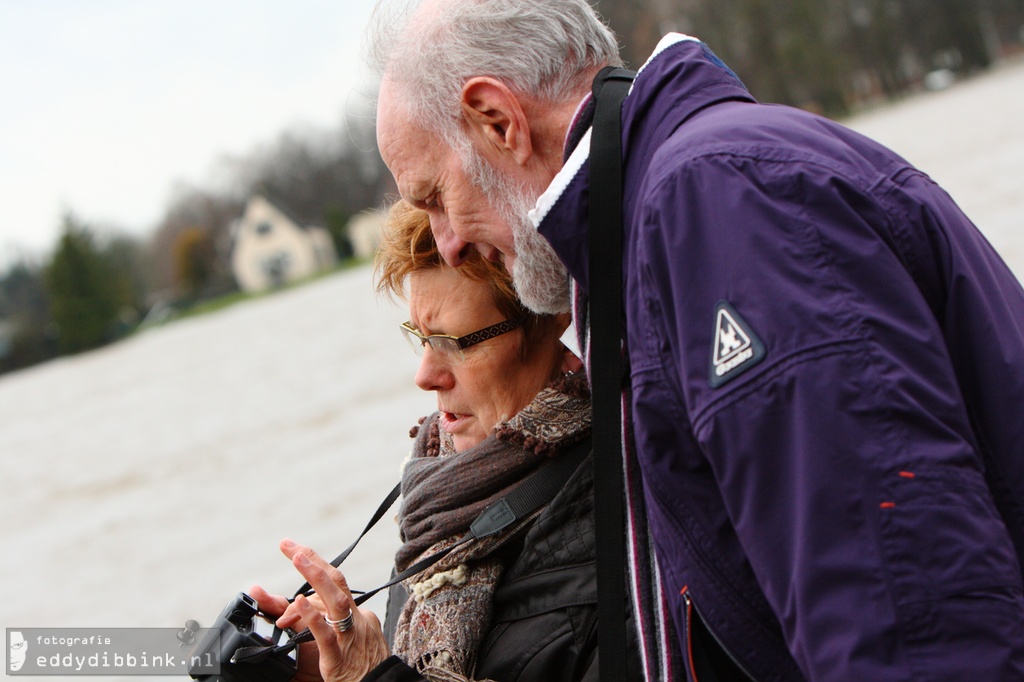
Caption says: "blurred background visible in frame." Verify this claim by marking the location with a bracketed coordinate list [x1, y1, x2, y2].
[604, 0, 1024, 115]
[2, 0, 1023, 373]
[2, 1, 1023, 678]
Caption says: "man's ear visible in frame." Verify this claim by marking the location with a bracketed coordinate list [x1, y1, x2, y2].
[460, 77, 533, 166]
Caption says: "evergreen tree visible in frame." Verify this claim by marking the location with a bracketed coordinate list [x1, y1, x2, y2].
[44, 215, 132, 354]
[0, 260, 56, 373]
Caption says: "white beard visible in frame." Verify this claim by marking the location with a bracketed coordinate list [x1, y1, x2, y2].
[508, 201, 571, 315]
[463, 148, 571, 315]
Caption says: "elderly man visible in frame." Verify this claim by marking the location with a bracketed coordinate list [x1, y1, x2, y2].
[371, 1, 1024, 680]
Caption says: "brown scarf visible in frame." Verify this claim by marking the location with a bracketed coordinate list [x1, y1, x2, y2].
[391, 374, 590, 682]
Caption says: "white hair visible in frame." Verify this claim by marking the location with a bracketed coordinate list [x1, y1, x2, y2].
[462, 144, 572, 314]
[367, 0, 622, 144]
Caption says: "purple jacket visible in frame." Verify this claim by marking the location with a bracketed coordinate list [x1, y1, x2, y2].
[534, 35, 1024, 681]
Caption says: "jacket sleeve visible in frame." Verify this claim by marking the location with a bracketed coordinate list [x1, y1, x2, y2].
[631, 150, 1024, 680]
[360, 656, 423, 682]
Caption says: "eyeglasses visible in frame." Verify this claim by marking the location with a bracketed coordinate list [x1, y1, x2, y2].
[399, 317, 524, 363]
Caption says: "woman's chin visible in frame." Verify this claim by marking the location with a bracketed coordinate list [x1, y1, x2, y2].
[449, 427, 486, 453]
[451, 437, 477, 452]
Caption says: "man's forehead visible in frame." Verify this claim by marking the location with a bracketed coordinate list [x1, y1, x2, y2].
[386, 138, 443, 198]
[376, 80, 412, 154]
[377, 92, 434, 161]
[378, 120, 448, 199]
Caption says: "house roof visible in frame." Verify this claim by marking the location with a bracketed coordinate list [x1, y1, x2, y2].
[245, 189, 326, 232]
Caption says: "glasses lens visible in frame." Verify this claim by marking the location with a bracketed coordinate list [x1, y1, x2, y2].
[427, 336, 464, 362]
[400, 324, 425, 356]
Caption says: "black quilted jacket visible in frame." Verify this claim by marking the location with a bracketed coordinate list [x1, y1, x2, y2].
[362, 447, 642, 681]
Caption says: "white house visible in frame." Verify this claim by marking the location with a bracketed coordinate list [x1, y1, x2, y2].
[230, 195, 337, 293]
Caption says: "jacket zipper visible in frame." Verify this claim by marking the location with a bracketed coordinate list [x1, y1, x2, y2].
[682, 587, 758, 682]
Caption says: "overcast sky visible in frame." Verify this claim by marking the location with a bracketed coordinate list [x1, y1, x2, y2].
[0, 0, 380, 264]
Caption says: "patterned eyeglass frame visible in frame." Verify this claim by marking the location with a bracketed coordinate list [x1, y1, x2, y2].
[399, 317, 524, 362]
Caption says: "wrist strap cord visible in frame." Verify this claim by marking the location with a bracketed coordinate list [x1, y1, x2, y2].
[233, 439, 591, 664]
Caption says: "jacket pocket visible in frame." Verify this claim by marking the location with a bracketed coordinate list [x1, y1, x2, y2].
[682, 587, 757, 682]
[877, 468, 1022, 603]
[876, 467, 1024, 674]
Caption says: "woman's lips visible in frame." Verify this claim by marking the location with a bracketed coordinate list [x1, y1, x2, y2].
[440, 411, 470, 431]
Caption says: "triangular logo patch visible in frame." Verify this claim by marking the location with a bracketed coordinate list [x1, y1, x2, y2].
[709, 301, 766, 388]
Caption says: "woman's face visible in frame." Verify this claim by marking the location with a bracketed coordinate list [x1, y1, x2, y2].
[408, 267, 563, 452]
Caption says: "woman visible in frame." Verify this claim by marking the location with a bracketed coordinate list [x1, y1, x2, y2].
[252, 201, 608, 681]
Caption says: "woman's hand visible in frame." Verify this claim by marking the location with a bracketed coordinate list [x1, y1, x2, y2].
[248, 584, 325, 682]
[269, 538, 390, 682]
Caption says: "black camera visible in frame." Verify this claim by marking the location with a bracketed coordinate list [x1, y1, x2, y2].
[189, 592, 297, 682]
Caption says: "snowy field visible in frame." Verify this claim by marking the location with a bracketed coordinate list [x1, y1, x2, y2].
[3, 57, 1023, 678]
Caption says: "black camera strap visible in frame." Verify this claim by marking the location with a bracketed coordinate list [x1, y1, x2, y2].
[589, 65, 636, 682]
[233, 438, 590, 664]
[290, 482, 403, 599]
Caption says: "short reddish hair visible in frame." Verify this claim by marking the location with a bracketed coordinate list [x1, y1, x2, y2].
[373, 200, 562, 352]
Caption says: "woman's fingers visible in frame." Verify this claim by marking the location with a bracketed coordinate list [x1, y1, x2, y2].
[294, 596, 344, 668]
[248, 585, 290, 619]
[294, 595, 390, 682]
[253, 538, 385, 682]
[269, 536, 352, 630]
[293, 553, 355, 623]
[270, 539, 389, 681]
[281, 539, 356, 622]
[281, 539, 353, 602]
[274, 593, 325, 630]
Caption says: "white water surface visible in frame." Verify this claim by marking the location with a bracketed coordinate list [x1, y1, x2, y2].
[2, 57, 1023, 679]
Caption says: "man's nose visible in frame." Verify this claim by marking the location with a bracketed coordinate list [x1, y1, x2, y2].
[431, 215, 471, 267]
[414, 346, 455, 393]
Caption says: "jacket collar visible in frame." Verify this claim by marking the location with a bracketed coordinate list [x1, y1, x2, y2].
[529, 34, 754, 294]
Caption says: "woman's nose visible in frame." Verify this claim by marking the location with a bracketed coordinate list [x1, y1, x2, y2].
[414, 346, 455, 392]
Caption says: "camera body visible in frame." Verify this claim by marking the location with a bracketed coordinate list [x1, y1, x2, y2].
[189, 592, 297, 682]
